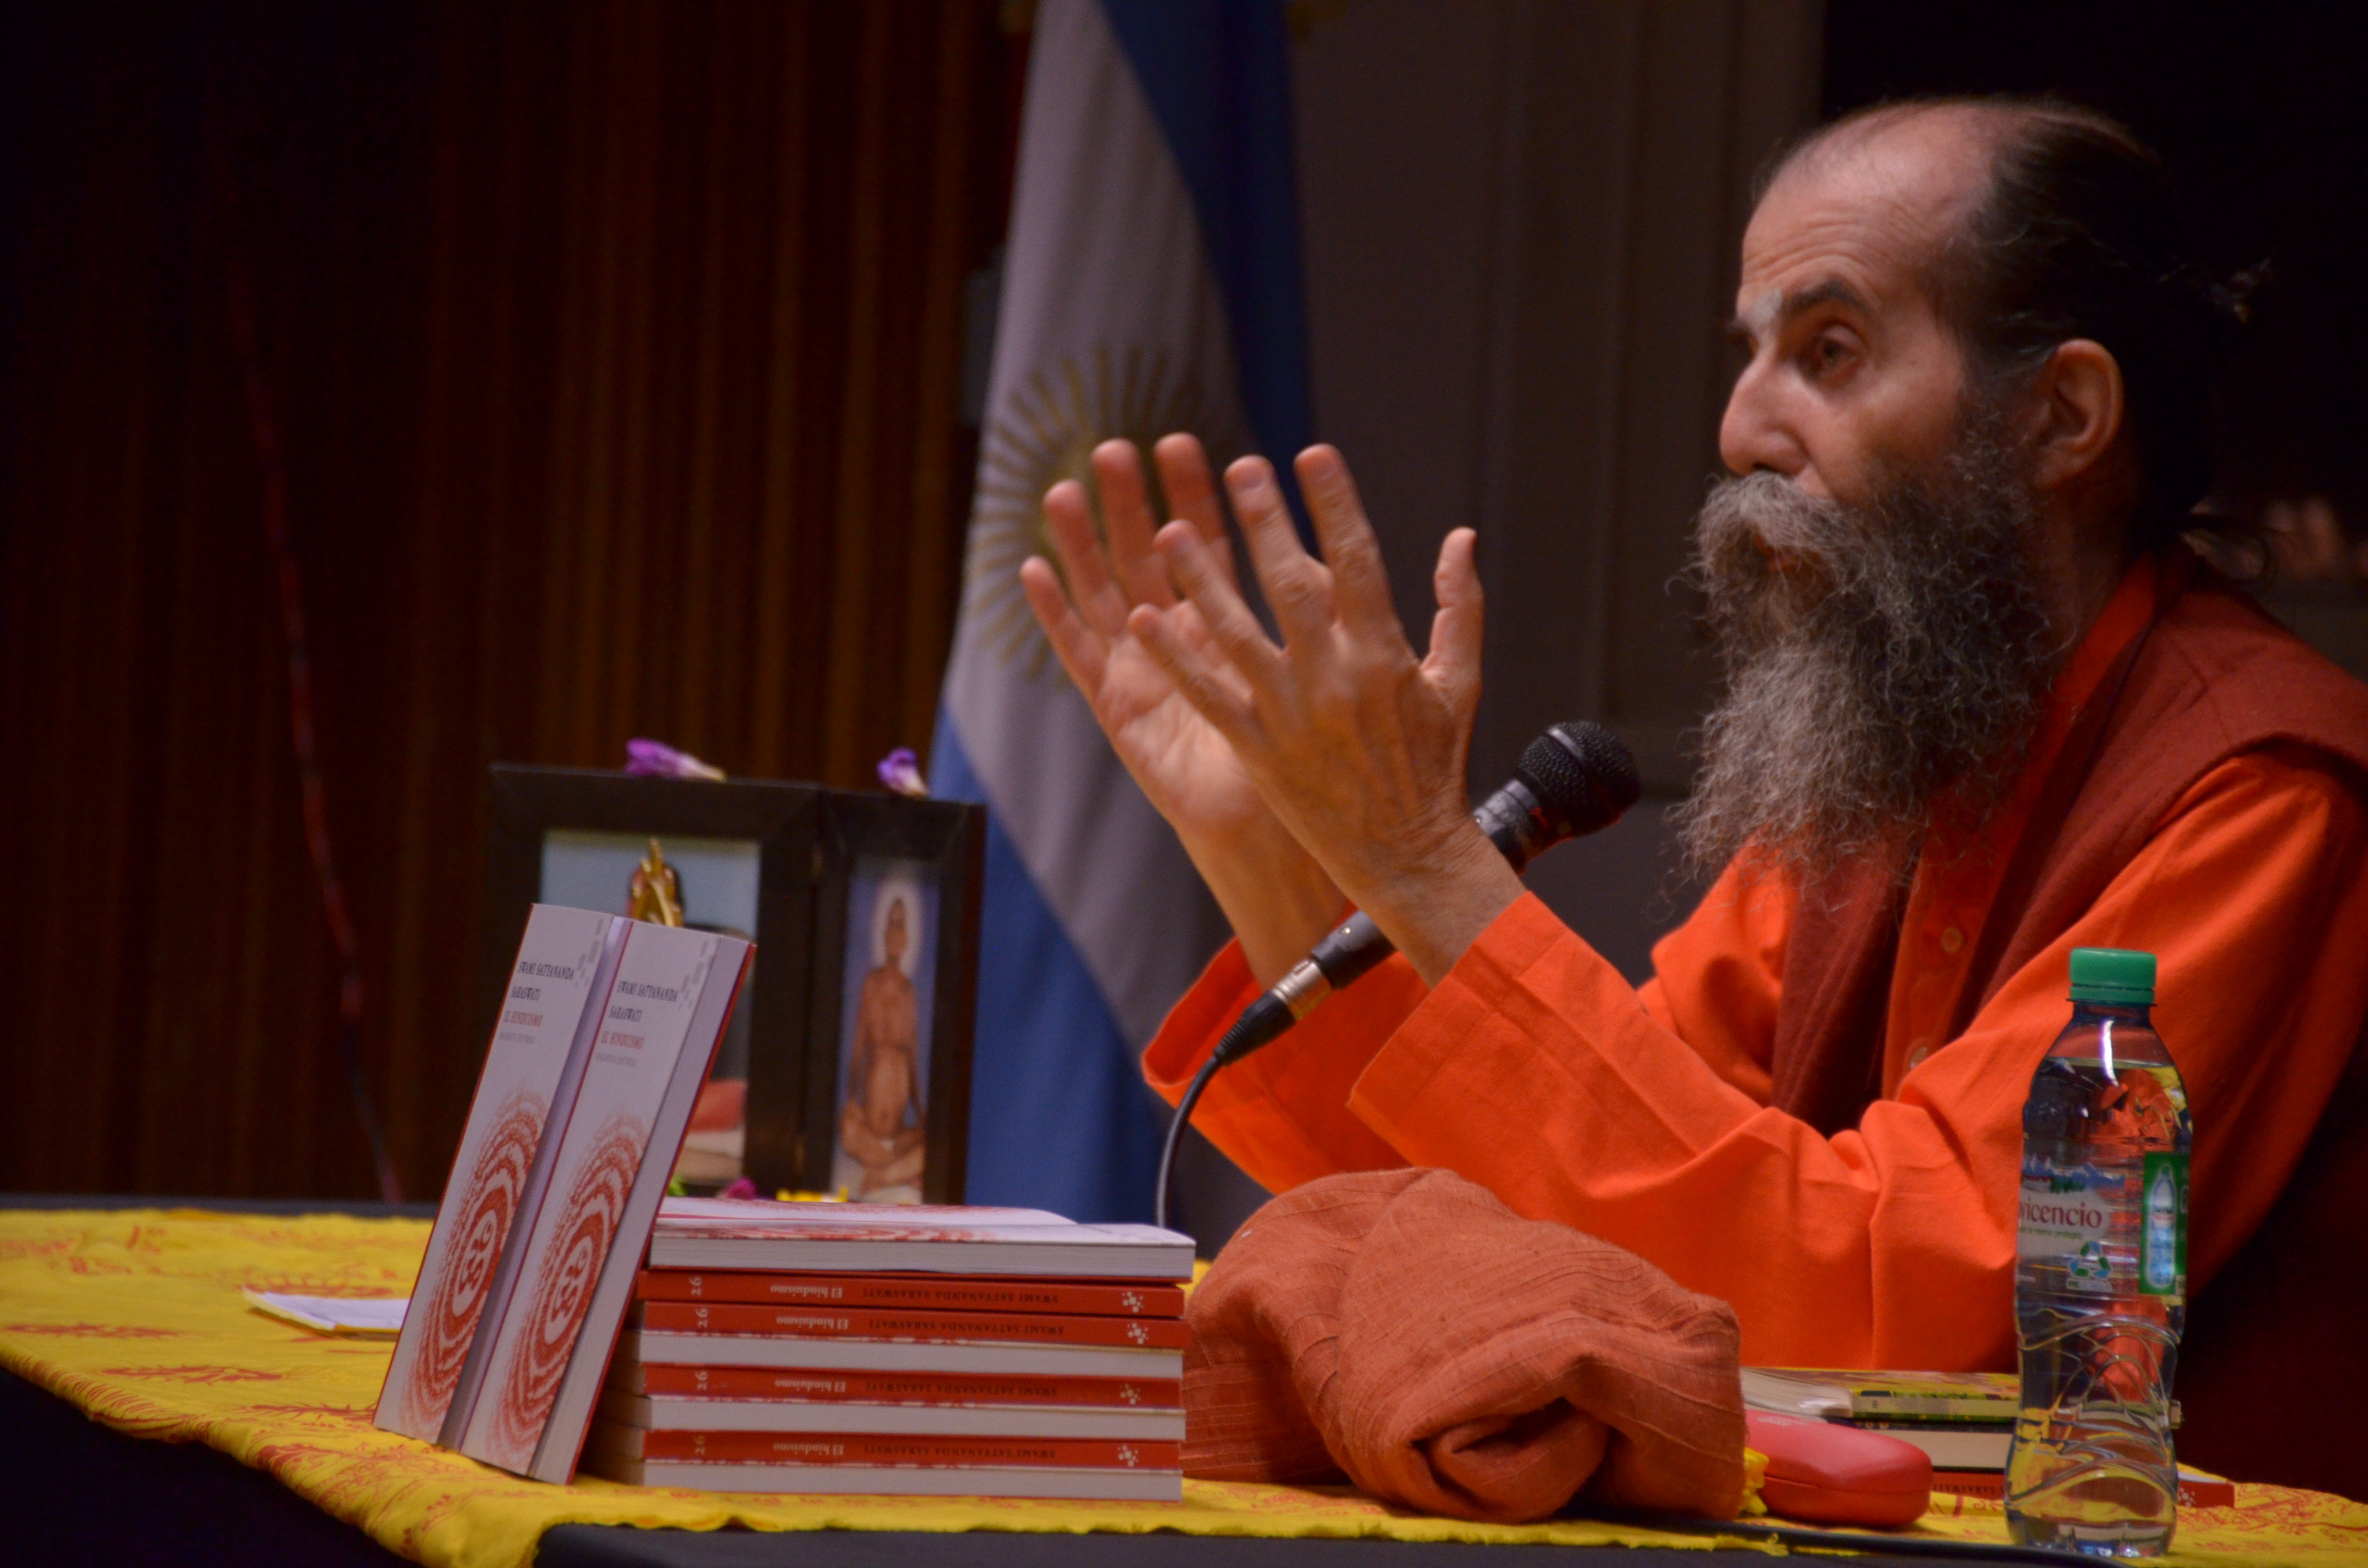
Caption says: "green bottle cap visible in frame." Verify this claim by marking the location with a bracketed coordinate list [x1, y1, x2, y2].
[2069, 946, 2155, 1005]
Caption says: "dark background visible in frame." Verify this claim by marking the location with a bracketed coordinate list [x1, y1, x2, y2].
[3, 0, 2361, 1203]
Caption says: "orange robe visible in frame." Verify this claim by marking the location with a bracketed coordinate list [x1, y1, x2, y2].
[1144, 558, 2368, 1371]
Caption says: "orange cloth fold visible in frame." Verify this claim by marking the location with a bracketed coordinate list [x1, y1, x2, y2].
[1182, 1168, 1748, 1524]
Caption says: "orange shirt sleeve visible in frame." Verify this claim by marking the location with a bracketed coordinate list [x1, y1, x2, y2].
[1344, 747, 2368, 1370]
[1142, 857, 1797, 1190]
[1141, 937, 1417, 1193]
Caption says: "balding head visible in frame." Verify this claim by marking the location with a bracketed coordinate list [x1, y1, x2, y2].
[1755, 96, 2251, 530]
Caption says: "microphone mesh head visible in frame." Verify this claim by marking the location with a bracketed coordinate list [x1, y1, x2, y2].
[1519, 721, 1641, 835]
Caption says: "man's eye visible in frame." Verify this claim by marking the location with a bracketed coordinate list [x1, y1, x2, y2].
[1809, 337, 1850, 374]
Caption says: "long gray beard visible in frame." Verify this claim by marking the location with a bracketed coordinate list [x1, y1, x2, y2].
[1674, 426, 2063, 886]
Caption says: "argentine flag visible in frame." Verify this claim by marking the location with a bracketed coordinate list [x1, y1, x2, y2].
[931, 0, 1311, 1221]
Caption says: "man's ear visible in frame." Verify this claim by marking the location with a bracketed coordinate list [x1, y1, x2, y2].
[2029, 338, 2127, 491]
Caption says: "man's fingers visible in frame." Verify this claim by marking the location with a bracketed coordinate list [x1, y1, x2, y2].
[1020, 555, 1110, 695]
[1153, 519, 1286, 686]
[1129, 603, 1263, 747]
[1153, 433, 1237, 584]
[1295, 445, 1400, 639]
[1041, 479, 1133, 637]
[1223, 456, 1336, 646]
[1423, 527, 1484, 716]
[1090, 439, 1175, 609]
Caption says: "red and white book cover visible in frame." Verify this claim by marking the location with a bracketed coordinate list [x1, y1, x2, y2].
[373, 906, 624, 1443]
[579, 1456, 1181, 1501]
[615, 1328, 1183, 1381]
[455, 920, 752, 1481]
[635, 1270, 1186, 1319]
[585, 1424, 1182, 1472]
[629, 1300, 1190, 1350]
[593, 1388, 1184, 1442]
[606, 1363, 1183, 1410]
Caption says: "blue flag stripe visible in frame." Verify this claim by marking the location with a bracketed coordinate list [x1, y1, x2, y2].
[1099, 0, 1313, 499]
[931, 716, 1167, 1222]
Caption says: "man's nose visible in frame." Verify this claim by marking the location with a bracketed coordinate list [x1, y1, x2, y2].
[1718, 364, 1806, 479]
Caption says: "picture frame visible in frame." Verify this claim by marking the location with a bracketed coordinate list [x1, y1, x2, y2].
[480, 765, 821, 1193]
[802, 790, 984, 1206]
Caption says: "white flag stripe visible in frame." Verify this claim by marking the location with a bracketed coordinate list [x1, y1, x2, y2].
[943, 0, 1241, 1048]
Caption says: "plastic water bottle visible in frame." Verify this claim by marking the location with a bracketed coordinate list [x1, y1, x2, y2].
[2006, 947, 2190, 1556]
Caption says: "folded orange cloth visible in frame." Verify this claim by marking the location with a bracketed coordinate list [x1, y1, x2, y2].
[1184, 1168, 1747, 1523]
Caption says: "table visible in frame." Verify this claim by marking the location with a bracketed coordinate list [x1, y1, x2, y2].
[2, 1196, 2356, 1568]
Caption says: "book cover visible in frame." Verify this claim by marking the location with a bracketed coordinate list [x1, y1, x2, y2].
[374, 906, 623, 1442]
[578, 1455, 1183, 1500]
[586, 1423, 1181, 1471]
[635, 1270, 1186, 1319]
[617, 1329, 1183, 1381]
[606, 1363, 1183, 1409]
[1743, 1367, 2017, 1423]
[645, 1214, 1194, 1279]
[594, 1389, 1184, 1441]
[658, 1197, 1066, 1228]
[629, 1301, 1190, 1350]
[455, 922, 751, 1480]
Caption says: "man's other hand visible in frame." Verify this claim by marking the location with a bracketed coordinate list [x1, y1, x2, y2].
[1134, 445, 1522, 987]
[1021, 436, 1343, 986]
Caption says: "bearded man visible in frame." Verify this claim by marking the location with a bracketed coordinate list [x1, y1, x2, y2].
[1021, 98, 2368, 1492]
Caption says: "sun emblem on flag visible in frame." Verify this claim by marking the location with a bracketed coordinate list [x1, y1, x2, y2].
[965, 344, 1247, 678]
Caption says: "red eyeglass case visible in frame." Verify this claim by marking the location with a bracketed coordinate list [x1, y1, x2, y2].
[1746, 1409, 1935, 1528]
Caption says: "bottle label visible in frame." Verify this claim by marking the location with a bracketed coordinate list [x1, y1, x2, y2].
[2017, 1156, 2121, 1288]
[2139, 1151, 2188, 1298]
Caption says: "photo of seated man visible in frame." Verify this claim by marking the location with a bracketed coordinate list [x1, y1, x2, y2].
[830, 865, 938, 1203]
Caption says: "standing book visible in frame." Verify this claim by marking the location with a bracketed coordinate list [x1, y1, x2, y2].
[374, 906, 626, 1441]
[456, 920, 752, 1480]
[372, 908, 751, 1483]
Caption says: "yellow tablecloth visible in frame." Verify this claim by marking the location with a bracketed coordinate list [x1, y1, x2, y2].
[2, 1208, 2362, 1568]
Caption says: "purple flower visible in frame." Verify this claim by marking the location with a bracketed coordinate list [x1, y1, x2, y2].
[625, 738, 725, 781]
[718, 1177, 761, 1201]
[876, 747, 927, 798]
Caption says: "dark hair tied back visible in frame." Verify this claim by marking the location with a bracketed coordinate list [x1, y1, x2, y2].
[1931, 99, 2265, 536]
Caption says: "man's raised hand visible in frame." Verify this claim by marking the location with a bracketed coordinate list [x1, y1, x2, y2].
[1019, 436, 1342, 984]
[1131, 445, 1522, 987]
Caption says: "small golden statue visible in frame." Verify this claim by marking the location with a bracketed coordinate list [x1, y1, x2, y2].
[627, 838, 684, 926]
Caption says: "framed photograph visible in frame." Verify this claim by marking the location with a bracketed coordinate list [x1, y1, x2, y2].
[481, 765, 821, 1192]
[804, 791, 984, 1205]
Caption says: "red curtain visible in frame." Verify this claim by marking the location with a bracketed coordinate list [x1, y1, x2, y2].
[0, 0, 1016, 1199]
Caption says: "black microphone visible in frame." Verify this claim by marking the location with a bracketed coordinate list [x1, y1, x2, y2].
[1213, 720, 1640, 1069]
[1154, 722, 1640, 1232]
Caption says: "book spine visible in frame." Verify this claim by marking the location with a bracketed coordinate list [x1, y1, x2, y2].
[635, 1270, 1185, 1319]
[618, 1365, 1184, 1409]
[606, 1428, 1182, 1470]
[642, 1237, 1193, 1280]
[1853, 1396, 2020, 1421]
[581, 1456, 1184, 1501]
[635, 1301, 1189, 1349]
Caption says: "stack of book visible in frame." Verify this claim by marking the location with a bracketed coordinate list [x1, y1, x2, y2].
[1742, 1368, 2232, 1507]
[580, 1197, 1196, 1499]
